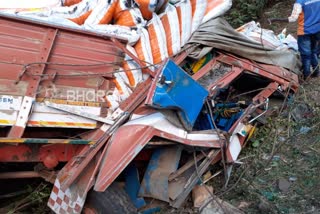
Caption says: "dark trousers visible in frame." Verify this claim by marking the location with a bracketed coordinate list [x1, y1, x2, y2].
[297, 31, 320, 77]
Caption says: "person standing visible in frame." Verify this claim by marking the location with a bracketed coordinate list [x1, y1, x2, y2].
[270, 0, 320, 79]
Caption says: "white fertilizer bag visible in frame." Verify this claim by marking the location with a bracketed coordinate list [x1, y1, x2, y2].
[190, 0, 207, 32]
[122, 45, 143, 87]
[84, 0, 117, 25]
[160, 4, 181, 57]
[147, 13, 168, 64]
[176, 0, 192, 47]
[85, 24, 141, 45]
[134, 27, 154, 68]
[202, 0, 232, 24]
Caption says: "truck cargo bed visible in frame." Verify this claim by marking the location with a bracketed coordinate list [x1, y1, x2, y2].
[0, 13, 124, 132]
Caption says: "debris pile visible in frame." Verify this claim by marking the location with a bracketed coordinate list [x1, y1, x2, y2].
[0, 0, 233, 112]
[236, 21, 298, 51]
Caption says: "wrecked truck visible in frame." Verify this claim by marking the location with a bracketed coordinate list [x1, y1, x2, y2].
[0, 13, 300, 213]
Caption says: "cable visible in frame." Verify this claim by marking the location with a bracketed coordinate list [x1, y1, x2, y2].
[27, 63, 160, 77]
[206, 100, 228, 185]
[193, 149, 228, 214]
[230, 87, 272, 100]
[0, 58, 161, 77]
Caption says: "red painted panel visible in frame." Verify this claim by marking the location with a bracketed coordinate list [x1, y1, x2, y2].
[0, 64, 23, 80]
[0, 144, 84, 162]
[0, 15, 123, 97]
[55, 32, 120, 55]
[0, 21, 47, 40]
[0, 36, 42, 52]
[51, 45, 118, 64]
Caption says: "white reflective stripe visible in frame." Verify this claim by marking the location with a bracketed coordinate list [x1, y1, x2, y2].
[15, 96, 34, 127]
[125, 112, 187, 138]
[228, 123, 248, 161]
[126, 112, 220, 141]
[35, 101, 101, 114]
[45, 101, 114, 125]
[187, 133, 220, 141]
[130, 113, 146, 120]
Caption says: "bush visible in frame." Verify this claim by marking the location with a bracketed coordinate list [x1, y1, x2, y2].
[226, 0, 270, 27]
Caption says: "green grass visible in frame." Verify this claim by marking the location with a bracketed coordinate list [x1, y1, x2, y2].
[216, 79, 320, 213]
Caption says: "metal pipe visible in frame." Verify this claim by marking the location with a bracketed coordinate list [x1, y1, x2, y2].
[0, 171, 40, 179]
[249, 98, 269, 123]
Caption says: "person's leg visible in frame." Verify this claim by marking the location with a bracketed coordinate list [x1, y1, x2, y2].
[298, 34, 312, 78]
[311, 31, 320, 76]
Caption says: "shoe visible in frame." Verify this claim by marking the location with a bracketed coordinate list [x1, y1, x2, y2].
[311, 72, 320, 78]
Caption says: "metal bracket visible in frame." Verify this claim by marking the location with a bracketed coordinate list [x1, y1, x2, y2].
[8, 28, 58, 138]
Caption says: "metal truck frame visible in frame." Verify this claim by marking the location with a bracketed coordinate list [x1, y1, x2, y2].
[0, 13, 299, 213]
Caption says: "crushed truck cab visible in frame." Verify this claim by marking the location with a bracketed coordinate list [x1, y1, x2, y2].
[0, 12, 299, 214]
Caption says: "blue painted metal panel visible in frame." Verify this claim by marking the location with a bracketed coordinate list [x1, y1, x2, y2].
[141, 207, 161, 214]
[138, 146, 182, 202]
[124, 164, 146, 209]
[124, 165, 162, 214]
[150, 60, 209, 130]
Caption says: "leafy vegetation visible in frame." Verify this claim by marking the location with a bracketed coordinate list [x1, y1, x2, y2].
[0, 182, 52, 214]
[226, 0, 272, 27]
[216, 78, 320, 213]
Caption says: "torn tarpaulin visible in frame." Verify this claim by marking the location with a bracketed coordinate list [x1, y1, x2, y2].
[185, 17, 301, 74]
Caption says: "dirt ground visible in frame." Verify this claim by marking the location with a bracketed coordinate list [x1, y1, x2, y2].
[259, 0, 297, 36]
[214, 77, 320, 213]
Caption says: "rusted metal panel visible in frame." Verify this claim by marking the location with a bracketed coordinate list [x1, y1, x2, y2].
[217, 53, 299, 91]
[94, 117, 224, 192]
[94, 125, 155, 192]
[0, 144, 83, 162]
[0, 171, 42, 179]
[0, 14, 125, 138]
[192, 52, 299, 95]
[56, 77, 152, 192]
[0, 15, 123, 97]
[8, 28, 58, 138]
[252, 82, 280, 103]
[168, 153, 205, 182]
[0, 13, 302, 214]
